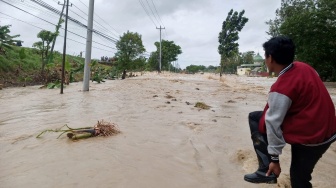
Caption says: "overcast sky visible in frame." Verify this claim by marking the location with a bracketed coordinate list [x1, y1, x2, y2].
[0, 0, 281, 69]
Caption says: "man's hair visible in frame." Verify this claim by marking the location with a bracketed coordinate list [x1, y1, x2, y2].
[263, 36, 296, 65]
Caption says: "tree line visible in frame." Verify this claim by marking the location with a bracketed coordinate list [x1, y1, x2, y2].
[2, 1, 336, 81]
[217, 0, 336, 81]
[266, 0, 336, 81]
[0, 24, 183, 87]
[114, 30, 182, 73]
[185, 51, 258, 74]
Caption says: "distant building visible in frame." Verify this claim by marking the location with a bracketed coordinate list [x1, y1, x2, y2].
[253, 53, 263, 64]
[237, 53, 265, 76]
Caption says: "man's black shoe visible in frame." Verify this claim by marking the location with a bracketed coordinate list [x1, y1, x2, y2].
[244, 171, 277, 184]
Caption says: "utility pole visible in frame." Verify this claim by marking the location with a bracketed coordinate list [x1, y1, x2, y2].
[60, 0, 71, 94]
[156, 26, 165, 73]
[83, 0, 95, 91]
[49, 0, 66, 65]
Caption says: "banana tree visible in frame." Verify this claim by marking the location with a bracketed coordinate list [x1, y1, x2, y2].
[0, 25, 21, 54]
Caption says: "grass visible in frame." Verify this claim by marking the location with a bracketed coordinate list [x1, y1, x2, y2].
[0, 46, 87, 86]
[0, 46, 40, 73]
[0, 46, 124, 88]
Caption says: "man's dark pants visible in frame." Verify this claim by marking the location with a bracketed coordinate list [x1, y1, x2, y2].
[248, 111, 331, 188]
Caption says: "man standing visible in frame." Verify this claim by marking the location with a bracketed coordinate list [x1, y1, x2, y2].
[244, 36, 336, 187]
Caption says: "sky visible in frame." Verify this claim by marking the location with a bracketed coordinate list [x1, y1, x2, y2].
[0, 0, 281, 69]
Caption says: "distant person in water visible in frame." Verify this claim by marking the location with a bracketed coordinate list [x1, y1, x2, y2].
[121, 70, 126, 80]
[244, 36, 336, 187]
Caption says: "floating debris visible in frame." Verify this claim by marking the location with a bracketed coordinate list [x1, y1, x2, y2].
[93, 120, 120, 137]
[194, 102, 211, 110]
[36, 120, 120, 140]
[165, 94, 174, 99]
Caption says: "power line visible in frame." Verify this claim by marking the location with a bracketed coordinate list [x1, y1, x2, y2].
[67, 7, 114, 38]
[139, 0, 157, 27]
[77, 0, 88, 8]
[6, 0, 119, 41]
[2, 1, 82, 31]
[2, 0, 86, 40]
[0, 12, 114, 53]
[27, 0, 118, 43]
[139, 0, 168, 39]
[6, 0, 60, 19]
[1, 0, 118, 54]
[72, 3, 87, 16]
[144, 0, 160, 26]
[150, 0, 165, 27]
[1, 0, 60, 26]
[0, 12, 46, 30]
[0, 5, 116, 51]
[93, 11, 120, 38]
[69, 8, 87, 22]
[0, 16, 52, 27]
[77, 0, 120, 37]
[70, 3, 119, 39]
[149, 0, 168, 38]
[32, 0, 64, 16]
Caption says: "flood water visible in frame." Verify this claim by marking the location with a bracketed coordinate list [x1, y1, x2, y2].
[1, 73, 335, 188]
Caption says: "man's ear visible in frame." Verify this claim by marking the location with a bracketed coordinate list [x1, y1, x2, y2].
[269, 55, 274, 64]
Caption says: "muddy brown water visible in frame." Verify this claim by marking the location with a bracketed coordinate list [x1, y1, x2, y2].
[1, 73, 335, 188]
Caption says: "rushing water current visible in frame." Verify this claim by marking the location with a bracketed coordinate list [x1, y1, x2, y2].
[1, 74, 335, 188]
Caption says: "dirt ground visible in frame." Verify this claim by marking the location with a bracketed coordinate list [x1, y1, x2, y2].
[0, 72, 335, 188]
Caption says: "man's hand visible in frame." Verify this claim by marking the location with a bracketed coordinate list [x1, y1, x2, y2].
[266, 162, 281, 177]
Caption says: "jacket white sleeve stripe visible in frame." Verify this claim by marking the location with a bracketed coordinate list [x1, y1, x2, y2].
[266, 92, 292, 155]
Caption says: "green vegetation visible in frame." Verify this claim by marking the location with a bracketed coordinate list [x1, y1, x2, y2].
[0, 25, 21, 52]
[0, 46, 40, 74]
[0, 46, 87, 87]
[218, 9, 248, 76]
[2, 2, 336, 82]
[240, 51, 255, 64]
[0, 24, 121, 87]
[33, 30, 57, 72]
[112, 32, 182, 73]
[147, 40, 182, 72]
[0, 45, 119, 87]
[114, 31, 146, 72]
[185, 65, 218, 74]
[0, 26, 182, 88]
[266, 0, 336, 81]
